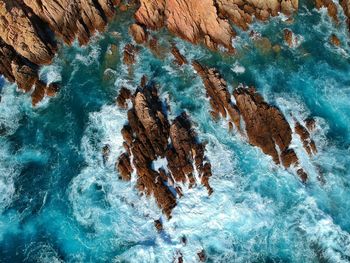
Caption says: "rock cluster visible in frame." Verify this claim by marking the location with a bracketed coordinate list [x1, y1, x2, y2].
[0, 0, 119, 105]
[193, 61, 313, 182]
[116, 79, 213, 217]
[134, 0, 298, 51]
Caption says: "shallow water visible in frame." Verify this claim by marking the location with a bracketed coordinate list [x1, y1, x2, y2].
[1, 3, 350, 263]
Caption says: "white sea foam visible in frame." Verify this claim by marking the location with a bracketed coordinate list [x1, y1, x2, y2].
[231, 61, 246, 74]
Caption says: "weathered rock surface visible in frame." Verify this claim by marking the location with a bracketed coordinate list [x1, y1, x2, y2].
[116, 79, 213, 217]
[129, 23, 148, 44]
[330, 34, 341, 46]
[192, 61, 240, 129]
[135, 0, 298, 51]
[315, 0, 339, 23]
[295, 121, 317, 155]
[171, 45, 187, 66]
[193, 61, 311, 182]
[0, 0, 119, 104]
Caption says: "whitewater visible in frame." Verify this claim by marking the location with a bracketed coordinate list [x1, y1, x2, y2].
[1, 3, 350, 263]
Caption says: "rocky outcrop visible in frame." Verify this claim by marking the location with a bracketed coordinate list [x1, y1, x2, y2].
[129, 23, 148, 44]
[134, 0, 298, 51]
[193, 61, 311, 182]
[295, 121, 317, 156]
[0, 0, 119, 105]
[192, 61, 240, 129]
[315, 0, 339, 23]
[116, 79, 213, 217]
[330, 34, 341, 46]
[171, 45, 187, 66]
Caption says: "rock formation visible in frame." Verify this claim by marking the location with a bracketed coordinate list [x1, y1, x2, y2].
[116, 79, 213, 217]
[193, 61, 311, 182]
[134, 0, 298, 51]
[0, 0, 119, 105]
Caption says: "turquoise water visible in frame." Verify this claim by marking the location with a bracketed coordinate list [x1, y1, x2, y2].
[1, 3, 350, 262]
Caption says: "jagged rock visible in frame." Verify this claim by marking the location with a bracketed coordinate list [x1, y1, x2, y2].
[197, 250, 207, 262]
[117, 153, 133, 181]
[166, 113, 213, 194]
[192, 61, 240, 129]
[154, 219, 163, 232]
[0, 0, 119, 104]
[0, 1, 56, 64]
[46, 83, 60, 97]
[330, 34, 341, 46]
[284, 29, 298, 48]
[116, 87, 132, 109]
[102, 144, 111, 164]
[194, 61, 310, 182]
[135, 0, 298, 51]
[305, 117, 316, 131]
[123, 44, 137, 66]
[23, 0, 117, 45]
[116, 80, 213, 217]
[129, 23, 148, 44]
[31, 79, 47, 106]
[171, 45, 188, 66]
[295, 121, 317, 155]
[340, 0, 350, 31]
[233, 87, 297, 167]
[315, 0, 339, 23]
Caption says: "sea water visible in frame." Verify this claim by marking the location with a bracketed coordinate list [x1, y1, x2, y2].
[1, 3, 350, 262]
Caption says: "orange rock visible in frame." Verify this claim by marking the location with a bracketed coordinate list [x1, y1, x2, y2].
[330, 34, 341, 46]
[129, 24, 148, 44]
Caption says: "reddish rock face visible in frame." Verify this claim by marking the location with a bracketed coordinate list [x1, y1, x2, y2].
[0, 0, 119, 104]
[135, 0, 298, 51]
[193, 61, 311, 182]
[116, 80, 213, 217]
[129, 23, 148, 44]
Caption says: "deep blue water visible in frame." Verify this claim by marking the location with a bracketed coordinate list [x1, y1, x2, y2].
[1, 3, 350, 262]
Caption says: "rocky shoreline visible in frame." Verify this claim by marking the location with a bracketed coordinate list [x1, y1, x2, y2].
[0, 0, 119, 105]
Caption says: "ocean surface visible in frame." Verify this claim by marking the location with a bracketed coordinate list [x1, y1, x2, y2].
[1, 3, 350, 262]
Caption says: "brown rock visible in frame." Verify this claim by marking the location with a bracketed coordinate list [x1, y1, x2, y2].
[31, 80, 47, 106]
[284, 29, 298, 48]
[0, 0, 119, 104]
[116, 87, 132, 109]
[192, 61, 240, 130]
[330, 34, 341, 46]
[315, 0, 339, 23]
[129, 24, 148, 44]
[234, 87, 293, 165]
[154, 219, 163, 232]
[123, 44, 137, 66]
[171, 45, 188, 66]
[116, 78, 213, 218]
[295, 121, 317, 155]
[305, 117, 316, 131]
[117, 153, 133, 181]
[46, 83, 60, 97]
[194, 61, 311, 182]
[197, 250, 207, 262]
[135, 0, 297, 51]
